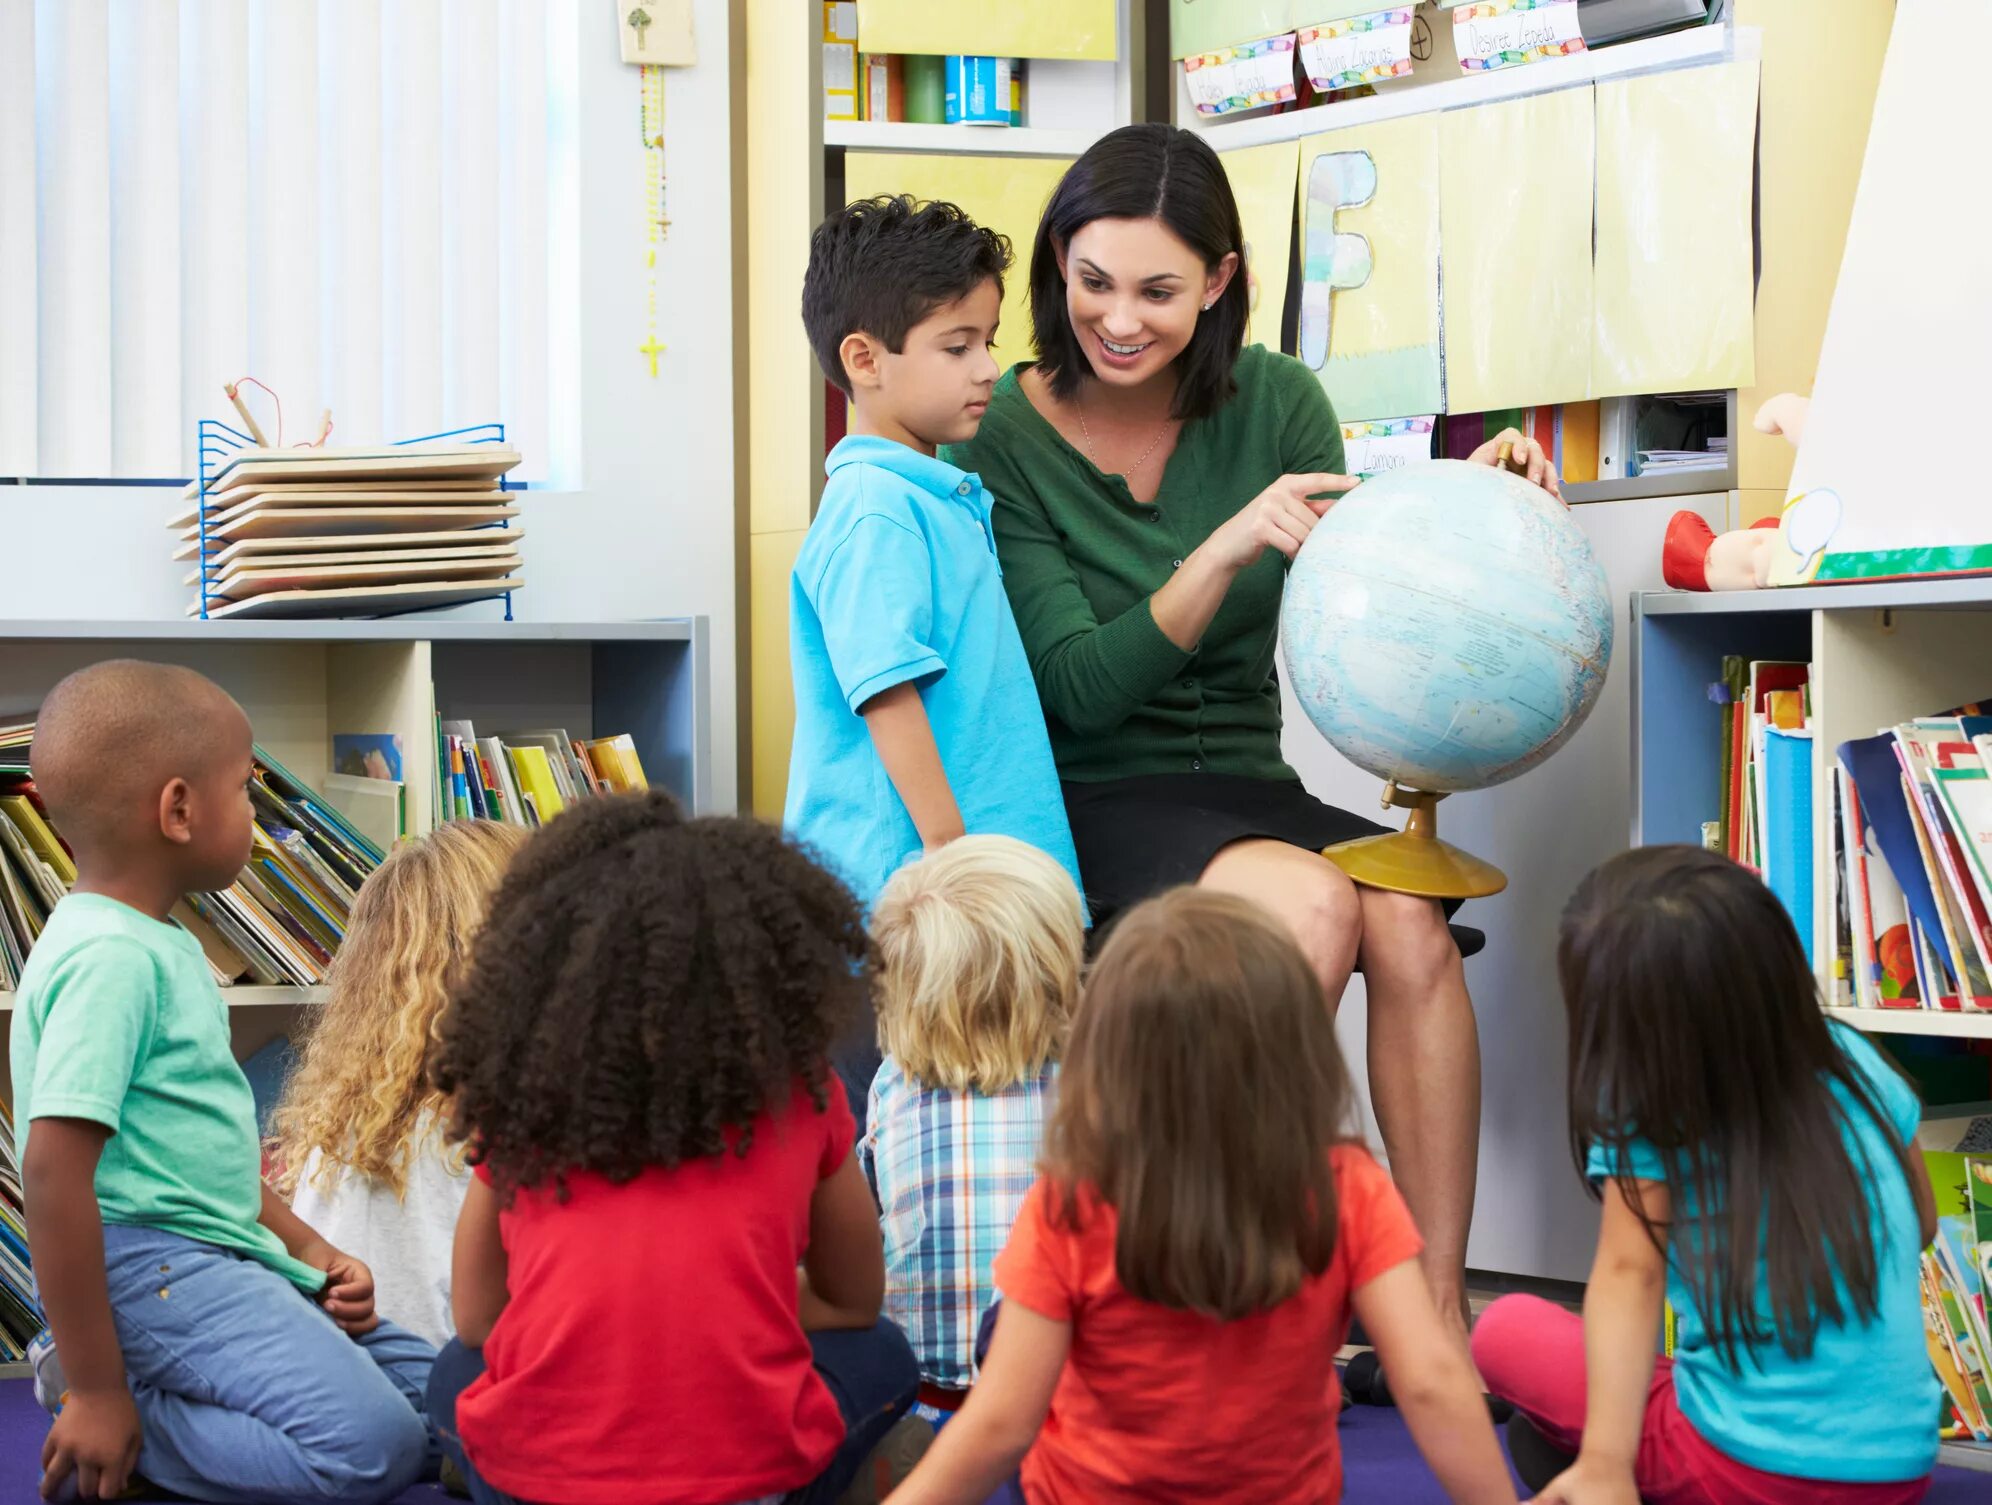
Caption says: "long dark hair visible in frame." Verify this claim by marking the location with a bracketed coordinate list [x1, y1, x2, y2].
[1044, 888, 1354, 1319]
[1561, 846, 1913, 1364]
[1030, 123, 1249, 423]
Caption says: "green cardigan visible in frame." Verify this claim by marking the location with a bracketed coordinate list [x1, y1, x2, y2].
[944, 345, 1346, 785]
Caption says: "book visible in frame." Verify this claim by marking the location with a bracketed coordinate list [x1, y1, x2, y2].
[322, 773, 405, 853]
[584, 734, 650, 793]
[1763, 726, 1815, 959]
[505, 745, 567, 823]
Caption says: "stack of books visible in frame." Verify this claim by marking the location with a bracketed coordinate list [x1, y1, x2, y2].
[433, 720, 649, 828]
[1834, 706, 1992, 1013]
[1920, 1133, 1992, 1452]
[1706, 658, 1992, 1012]
[0, 1098, 36, 1360]
[0, 731, 384, 990]
[169, 443, 524, 619]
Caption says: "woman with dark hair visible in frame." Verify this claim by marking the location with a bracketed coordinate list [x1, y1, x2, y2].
[946, 122, 1560, 1344]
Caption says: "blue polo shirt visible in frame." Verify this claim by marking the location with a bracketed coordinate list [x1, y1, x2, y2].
[1586, 1020, 1937, 1483]
[784, 435, 1082, 911]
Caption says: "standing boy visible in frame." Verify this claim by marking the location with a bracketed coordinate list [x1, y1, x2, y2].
[788, 196, 1084, 1117]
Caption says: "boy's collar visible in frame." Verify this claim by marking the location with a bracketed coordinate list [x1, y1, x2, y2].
[826, 435, 985, 507]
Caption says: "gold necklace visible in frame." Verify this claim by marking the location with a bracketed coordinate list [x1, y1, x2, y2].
[1076, 402, 1175, 478]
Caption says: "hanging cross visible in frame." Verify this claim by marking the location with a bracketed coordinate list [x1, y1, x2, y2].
[628, 5, 652, 51]
[638, 334, 666, 376]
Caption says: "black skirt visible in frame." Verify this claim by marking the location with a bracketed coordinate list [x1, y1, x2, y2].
[1064, 772, 1468, 933]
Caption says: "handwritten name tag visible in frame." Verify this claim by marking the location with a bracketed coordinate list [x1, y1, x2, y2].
[1452, 0, 1585, 73]
[1298, 8, 1415, 94]
[1343, 417, 1435, 479]
[1183, 32, 1300, 116]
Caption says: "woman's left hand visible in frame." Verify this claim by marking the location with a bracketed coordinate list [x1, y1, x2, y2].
[1469, 428, 1562, 500]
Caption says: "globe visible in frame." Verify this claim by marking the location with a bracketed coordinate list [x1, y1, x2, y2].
[1280, 459, 1614, 800]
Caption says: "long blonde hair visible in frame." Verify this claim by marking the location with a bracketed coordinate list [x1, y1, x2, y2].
[270, 820, 527, 1197]
[870, 835, 1084, 1092]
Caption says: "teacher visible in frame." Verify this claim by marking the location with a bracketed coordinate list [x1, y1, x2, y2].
[946, 123, 1559, 1344]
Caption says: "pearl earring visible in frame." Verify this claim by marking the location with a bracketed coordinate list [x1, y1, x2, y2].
[1202, 298, 1214, 310]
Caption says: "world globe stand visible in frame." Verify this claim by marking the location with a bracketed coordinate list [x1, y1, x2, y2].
[1323, 782, 1508, 900]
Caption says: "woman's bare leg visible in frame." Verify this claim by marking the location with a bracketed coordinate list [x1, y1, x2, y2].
[1199, 839, 1362, 1005]
[1357, 887, 1479, 1347]
[1198, 843, 1479, 1347]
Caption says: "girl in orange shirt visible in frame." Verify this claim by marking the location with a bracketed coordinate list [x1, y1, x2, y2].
[888, 888, 1517, 1504]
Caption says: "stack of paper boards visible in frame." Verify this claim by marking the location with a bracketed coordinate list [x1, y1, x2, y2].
[169, 443, 524, 619]
[1921, 1147, 1992, 1451]
[430, 720, 649, 829]
[0, 729, 384, 990]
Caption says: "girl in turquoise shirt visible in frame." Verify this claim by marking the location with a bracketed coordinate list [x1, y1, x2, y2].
[1474, 847, 1940, 1505]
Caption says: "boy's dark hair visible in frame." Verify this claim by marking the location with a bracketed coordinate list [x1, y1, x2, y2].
[1031, 123, 1249, 423]
[1561, 845, 1915, 1366]
[802, 194, 1012, 396]
[431, 792, 872, 1200]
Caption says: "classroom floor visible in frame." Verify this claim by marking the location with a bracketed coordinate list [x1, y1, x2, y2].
[0, 1378, 1983, 1503]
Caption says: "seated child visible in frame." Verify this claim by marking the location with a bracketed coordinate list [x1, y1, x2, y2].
[271, 819, 528, 1348]
[888, 889, 1517, 1505]
[14, 660, 433, 1504]
[861, 836, 1084, 1406]
[1474, 847, 1940, 1505]
[423, 792, 925, 1505]
[788, 194, 1085, 1122]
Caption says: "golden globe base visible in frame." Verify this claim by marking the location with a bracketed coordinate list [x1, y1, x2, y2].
[1323, 785, 1508, 900]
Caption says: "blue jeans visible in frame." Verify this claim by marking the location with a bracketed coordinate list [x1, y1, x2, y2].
[92, 1224, 436, 1505]
[429, 1318, 919, 1505]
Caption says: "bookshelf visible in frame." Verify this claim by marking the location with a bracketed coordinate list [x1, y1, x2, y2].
[1632, 580, 1992, 1039]
[0, 616, 712, 1027]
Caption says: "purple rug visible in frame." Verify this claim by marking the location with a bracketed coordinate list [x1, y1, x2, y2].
[0, 1379, 1982, 1502]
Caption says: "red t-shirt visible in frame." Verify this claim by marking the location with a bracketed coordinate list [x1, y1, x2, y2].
[457, 1078, 856, 1505]
[993, 1143, 1422, 1505]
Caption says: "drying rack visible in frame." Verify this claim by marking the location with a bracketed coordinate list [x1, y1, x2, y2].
[189, 420, 521, 622]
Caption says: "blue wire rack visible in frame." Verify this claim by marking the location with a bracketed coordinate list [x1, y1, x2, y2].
[191, 420, 520, 621]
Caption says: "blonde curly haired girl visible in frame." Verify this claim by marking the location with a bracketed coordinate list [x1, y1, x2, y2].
[270, 818, 526, 1346]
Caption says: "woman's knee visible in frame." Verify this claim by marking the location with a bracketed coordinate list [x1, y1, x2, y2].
[1358, 889, 1460, 987]
[1251, 863, 1364, 989]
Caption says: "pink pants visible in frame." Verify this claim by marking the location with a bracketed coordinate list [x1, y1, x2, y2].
[1471, 1296, 1931, 1505]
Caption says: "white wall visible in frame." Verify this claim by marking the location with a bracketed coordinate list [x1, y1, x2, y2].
[1282, 491, 1725, 1282]
[0, 1, 739, 813]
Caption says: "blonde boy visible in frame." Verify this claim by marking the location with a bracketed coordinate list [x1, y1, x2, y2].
[859, 836, 1085, 1400]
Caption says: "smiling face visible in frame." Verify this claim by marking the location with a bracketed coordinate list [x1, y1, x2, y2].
[1056, 216, 1238, 392]
[842, 276, 1003, 453]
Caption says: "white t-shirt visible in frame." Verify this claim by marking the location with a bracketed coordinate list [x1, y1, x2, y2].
[289, 1112, 469, 1350]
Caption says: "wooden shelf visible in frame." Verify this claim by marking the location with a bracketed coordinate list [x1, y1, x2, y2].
[1, 985, 322, 1012]
[824, 121, 1102, 158]
[1182, 23, 1746, 150]
[0, 618, 697, 643]
[1826, 1007, 1992, 1041]
[1637, 579, 1992, 617]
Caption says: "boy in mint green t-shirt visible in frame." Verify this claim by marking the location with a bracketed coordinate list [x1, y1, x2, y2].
[12, 661, 432, 1503]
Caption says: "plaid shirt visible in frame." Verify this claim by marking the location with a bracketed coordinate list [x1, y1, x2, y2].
[859, 1057, 1057, 1388]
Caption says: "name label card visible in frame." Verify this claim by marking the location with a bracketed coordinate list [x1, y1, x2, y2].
[1452, 0, 1586, 74]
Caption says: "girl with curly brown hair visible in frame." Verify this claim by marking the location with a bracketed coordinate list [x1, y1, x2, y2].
[420, 792, 922, 1505]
